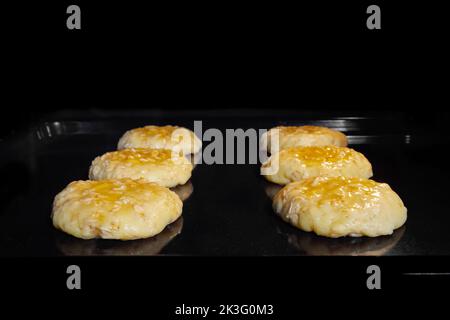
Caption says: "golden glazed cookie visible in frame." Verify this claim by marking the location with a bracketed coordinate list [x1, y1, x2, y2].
[262, 125, 348, 153]
[89, 148, 193, 188]
[52, 179, 183, 240]
[117, 125, 202, 154]
[273, 176, 407, 238]
[261, 146, 372, 185]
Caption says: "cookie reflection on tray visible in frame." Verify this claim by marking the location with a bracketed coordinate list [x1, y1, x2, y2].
[264, 181, 283, 200]
[171, 180, 193, 201]
[55, 217, 183, 256]
[188, 152, 201, 169]
[277, 225, 405, 256]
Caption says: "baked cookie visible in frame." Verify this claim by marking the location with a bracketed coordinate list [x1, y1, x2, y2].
[118, 125, 202, 154]
[262, 125, 348, 154]
[261, 146, 372, 185]
[273, 176, 407, 238]
[52, 178, 183, 240]
[89, 148, 193, 188]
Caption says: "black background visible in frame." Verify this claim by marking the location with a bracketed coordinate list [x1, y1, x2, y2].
[3, 1, 448, 133]
[2, 0, 450, 311]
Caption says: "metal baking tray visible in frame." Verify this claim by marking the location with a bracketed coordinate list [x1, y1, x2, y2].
[1, 110, 449, 256]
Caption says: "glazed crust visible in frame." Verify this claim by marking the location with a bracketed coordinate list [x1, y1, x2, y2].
[52, 179, 183, 240]
[89, 148, 193, 188]
[261, 146, 372, 185]
[117, 125, 202, 154]
[262, 125, 348, 154]
[273, 177, 407, 238]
